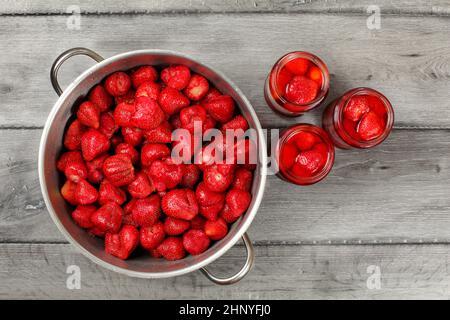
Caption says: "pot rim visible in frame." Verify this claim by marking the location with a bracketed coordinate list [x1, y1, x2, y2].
[38, 49, 267, 278]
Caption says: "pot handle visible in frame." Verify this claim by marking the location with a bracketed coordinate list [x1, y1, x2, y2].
[200, 232, 255, 285]
[50, 47, 104, 96]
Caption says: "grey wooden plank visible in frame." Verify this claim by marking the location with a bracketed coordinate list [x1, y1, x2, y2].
[1, 242, 450, 299]
[1, 14, 450, 128]
[3, 128, 450, 244]
[2, 0, 450, 15]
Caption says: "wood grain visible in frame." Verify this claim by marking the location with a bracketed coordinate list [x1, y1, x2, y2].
[1, 14, 450, 127]
[1, 242, 450, 299]
[3, 128, 450, 244]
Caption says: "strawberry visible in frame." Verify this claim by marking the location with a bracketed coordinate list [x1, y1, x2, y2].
[88, 85, 113, 112]
[141, 143, 170, 166]
[115, 143, 139, 164]
[357, 111, 385, 141]
[98, 180, 126, 206]
[203, 164, 235, 193]
[195, 143, 227, 169]
[221, 115, 249, 137]
[77, 101, 100, 129]
[147, 158, 183, 191]
[123, 199, 138, 227]
[128, 172, 154, 199]
[61, 180, 78, 205]
[182, 230, 210, 255]
[71, 205, 96, 229]
[164, 216, 190, 236]
[190, 215, 206, 230]
[98, 111, 118, 138]
[293, 131, 318, 151]
[292, 150, 323, 176]
[180, 105, 207, 133]
[102, 154, 135, 187]
[105, 225, 139, 260]
[143, 121, 172, 144]
[204, 218, 228, 240]
[64, 158, 87, 183]
[285, 75, 319, 105]
[307, 65, 323, 85]
[149, 248, 162, 258]
[161, 65, 191, 90]
[171, 131, 199, 161]
[276, 67, 293, 94]
[158, 87, 190, 115]
[184, 74, 209, 101]
[131, 96, 165, 129]
[196, 182, 225, 220]
[180, 164, 200, 189]
[201, 87, 221, 104]
[161, 189, 198, 221]
[234, 139, 257, 166]
[203, 95, 235, 123]
[344, 95, 370, 122]
[57, 151, 83, 172]
[121, 127, 143, 146]
[225, 189, 251, 219]
[91, 202, 123, 233]
[81, 129, 110, 161]
[135, 81, 161, 100]
[115, 89, 135, 105]
[74, 179, 98, 205]
[368, 95, 387, 118]
[140, 222, 165, 250]
[105, 71, 131, 97]
[285, 58, 310, 75]
[85, 154, 108, 184]
[131, 194, 161, 227]
[157, 237, 186, 261]
[220, 204, 239, 224]
[313, 143, 329, 169]
[64, 120, 86, 151]
[199, 202, 224, 221]
[231, 167, 253, 191]
[113, 102, 135, 127]
[131, 66, 158, 88]
[343, 118, 360, 141]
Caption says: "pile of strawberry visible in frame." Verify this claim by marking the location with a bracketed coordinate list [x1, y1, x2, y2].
[342, 94, 388, 141]
[57, 64, 255, 261]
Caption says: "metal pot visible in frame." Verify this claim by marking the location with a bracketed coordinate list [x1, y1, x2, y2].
[39, 48, 267, 284]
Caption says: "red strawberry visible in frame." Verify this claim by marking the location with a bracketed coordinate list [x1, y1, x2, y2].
[102, 154, 135, 187]
[147, 158, 183, 191]
[368, 95, 387, 118]
[128, 172, 154, 199]
[190, 215, 206, 230]
[157, 237, 186, 261]
[172, 130, 200, 161]
[105, 71, 131, 97]
[105, 225, 139, 260]
[131, 96, 165, 129]
[143, 121, 172, 144]
[131, 194, 161, 227]
[184, 74, 209, 101]
[203, 164, 235, 192]
[285, 58, 310, 75]
[77, 101, 100, 129]
[98, 180, 126, 206]
[158, 87, 190, 115]
[61, 180, 78, 205]
[343, 118, 360, 141]
[292, 150, 323, 176]
[141, 143, 171, 166]
[115, 143, 139, 164]
[233, 139, 257, 166]
[307, 65, 323, 85]
[357, 111, 385, 141]
[180, 105, 207, 133]
[71, 205, 96, 229]
[121, 127, 143, 146]
[225, 189, 251, 219]
[64, 120, 86, 151]
[344, 95, 370, 122]
[85, 154, 108, 184]
[203, 95, 235, 123]
[204, 218, 228, 240]
[313, 143, 329, 169]
[293, 131, 318, 151]
[285, 75, 319, 105]
[180, 164, 200, 189]
[201, 87, 221, 104]
[64, 158, 87, 183]
[113, 102, 135, 127]
[199, 202, 224, 221]
[221, 115, 249, 137]
[99, 111, 118, 138]
[277, 67, 293, 93]
[195, 182, 225, 207]
[131, 66, 158, 88]
[115, 89, 135, 105]
[164, 216, 190, 236]
[88, 85, 113, 112]
[161, 65, 191, 90]
[91, 202, 123, 233]
[231, 167, 253, 191]
[123, 199, 138, 227]
[149, 248, 162, 258]
[220, 204, 239, 223]
[135, 81, 161, 100]
[161, 189, 198, 221]
[81, 129, 110, 161]
[183, 230, 210, 255]
[140, 222, 165, 250]
[57, 151, 83, 172]
[74, 179, 98, 205]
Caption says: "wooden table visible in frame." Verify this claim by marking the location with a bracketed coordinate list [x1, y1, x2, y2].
[2, 0, 450, 299]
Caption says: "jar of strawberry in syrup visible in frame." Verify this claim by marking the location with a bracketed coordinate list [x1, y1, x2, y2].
[265, 51, 330, 116]
[322, 87, 394, 149]
[276, 124, 335, 185]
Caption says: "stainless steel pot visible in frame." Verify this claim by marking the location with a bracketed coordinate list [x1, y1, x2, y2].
[39, 48, 267, 284]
